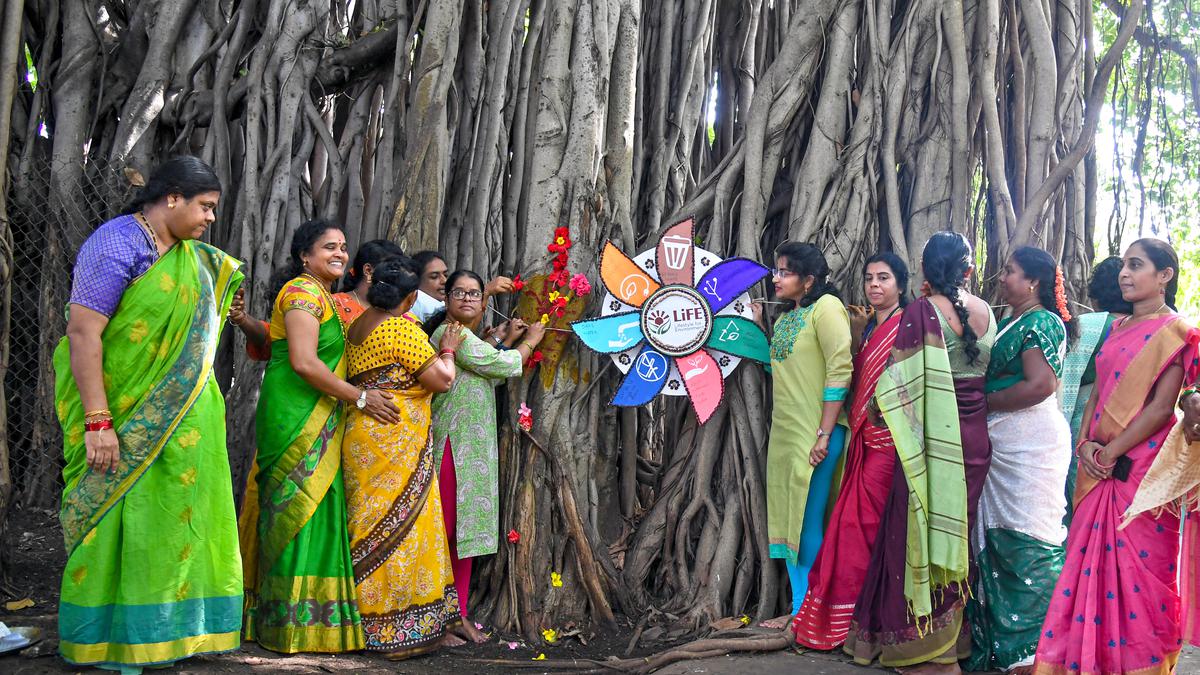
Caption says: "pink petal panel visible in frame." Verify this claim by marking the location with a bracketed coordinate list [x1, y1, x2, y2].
[676, 349, 724, 424]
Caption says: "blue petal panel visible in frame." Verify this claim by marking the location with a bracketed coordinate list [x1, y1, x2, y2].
[695, 257, 770, 313]
[610, 345, 671, 407]
[571, 310, 645, 354]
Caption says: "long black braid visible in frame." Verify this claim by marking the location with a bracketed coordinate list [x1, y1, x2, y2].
[922, 232, 980, 365]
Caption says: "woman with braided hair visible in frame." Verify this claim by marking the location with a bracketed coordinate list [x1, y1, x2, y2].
[846, 232, 995, 673]
[967, 246, 1074, 674]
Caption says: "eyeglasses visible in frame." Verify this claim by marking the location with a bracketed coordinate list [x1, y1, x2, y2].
[770, 268, 797, 278]
[449, 289, 483, 300]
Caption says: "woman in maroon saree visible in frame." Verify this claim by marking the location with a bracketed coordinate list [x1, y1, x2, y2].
[794, 253, 909, 649]
[844, 232, 996, 673]
[1033, 239, 1200, 675]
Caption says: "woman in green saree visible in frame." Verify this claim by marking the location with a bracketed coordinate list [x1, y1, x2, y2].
[55, 157, 243, 672]
[241, 220, 400, 653]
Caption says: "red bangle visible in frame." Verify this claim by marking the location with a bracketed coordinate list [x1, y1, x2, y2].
[1093, 446, 1116, 470]
[85, 419, 114, 432]
[439, 348, 455, 356]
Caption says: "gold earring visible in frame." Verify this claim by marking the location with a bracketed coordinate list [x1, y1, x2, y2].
[168, 202, 176, 209]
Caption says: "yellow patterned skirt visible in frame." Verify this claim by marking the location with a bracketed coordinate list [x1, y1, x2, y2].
[341, 408, 459, 655]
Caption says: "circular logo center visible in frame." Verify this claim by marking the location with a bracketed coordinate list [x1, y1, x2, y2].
[640, 285, 713, 357]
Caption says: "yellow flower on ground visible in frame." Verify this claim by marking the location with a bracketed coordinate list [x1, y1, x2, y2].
[551, 571, 563, 587]
[542, 628, 557, 643]
[533, 653, 546, 661]
[739, 615, 750, 625]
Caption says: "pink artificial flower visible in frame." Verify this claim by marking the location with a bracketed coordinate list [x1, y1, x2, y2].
[568, 273, 592, 297]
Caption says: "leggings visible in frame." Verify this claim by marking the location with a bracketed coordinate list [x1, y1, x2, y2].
[786, 424, 847, 614]
[438, 440, 472, 618]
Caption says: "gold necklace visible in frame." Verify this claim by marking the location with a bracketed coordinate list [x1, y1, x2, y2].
[300, 272, 346, 336]
[135, 211, 160, 251]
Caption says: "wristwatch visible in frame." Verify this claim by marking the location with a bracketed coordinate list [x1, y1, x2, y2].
[815, 428, 829, 439]
[356, 389, 368, 410]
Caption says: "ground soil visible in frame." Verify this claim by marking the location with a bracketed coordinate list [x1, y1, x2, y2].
[1, 506, 1196, 674]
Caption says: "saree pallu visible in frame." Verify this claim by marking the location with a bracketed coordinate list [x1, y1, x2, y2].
[54, 241, 244, 668]
[242, 317, 363, 653]
[845, 298, 991, 667]
[1060, 312, 1112, 524]
[343, 316, 459, 655]
[1034, 314, 1200, 675]
[969, 396, 1072, 671]
[794, 313, 902, 649]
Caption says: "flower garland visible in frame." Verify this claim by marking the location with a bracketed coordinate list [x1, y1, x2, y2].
[1054, 266, 1072, 323]
[515, 226, 593, 369]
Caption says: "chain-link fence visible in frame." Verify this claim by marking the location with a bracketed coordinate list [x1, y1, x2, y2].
[5, 157, 133, 508]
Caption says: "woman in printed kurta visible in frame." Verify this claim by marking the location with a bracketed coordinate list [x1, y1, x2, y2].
[242, 221, 400, 653]
[427, 270, 547, 642]
[760, 242, 852, 629]
[969, 246, 1074, 674]
[1058, 256, 1129, 523]
[794, 253, 909, 649]
[341, 259, 464, 657]
[846, 231, 996, 672]
[1034, 239, 1200, 675]
[54, 157, 243, 671]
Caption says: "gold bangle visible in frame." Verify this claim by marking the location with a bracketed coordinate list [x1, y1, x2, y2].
[84, 409, 112, 419]
[520, 341, 534, 351]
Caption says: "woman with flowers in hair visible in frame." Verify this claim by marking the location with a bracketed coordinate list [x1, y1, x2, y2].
[968, 246, 1075, 674]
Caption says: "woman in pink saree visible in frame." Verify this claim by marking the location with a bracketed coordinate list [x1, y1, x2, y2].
[1033, 238, 1200, 675]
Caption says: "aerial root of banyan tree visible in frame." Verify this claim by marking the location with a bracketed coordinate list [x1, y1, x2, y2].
[465, 632, 795, 674]
[0, 0, 1167, 643]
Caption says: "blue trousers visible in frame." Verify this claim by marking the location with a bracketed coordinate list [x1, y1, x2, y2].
[786, 424, 846, 614]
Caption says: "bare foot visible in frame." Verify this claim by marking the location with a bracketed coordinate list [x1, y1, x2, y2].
[453, 618, 489, 643]
[440, 632, 467, 648]
[757, 614, 793, 630]
[896, 662, 961, 675]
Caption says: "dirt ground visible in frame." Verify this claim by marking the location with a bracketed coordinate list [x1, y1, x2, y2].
[2, 506, 1197, 674]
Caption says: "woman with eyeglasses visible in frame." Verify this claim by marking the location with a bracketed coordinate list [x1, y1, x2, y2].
[425, 270, 546, 643]
[753, 242, 852, 629]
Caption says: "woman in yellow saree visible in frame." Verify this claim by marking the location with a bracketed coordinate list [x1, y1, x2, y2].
[54, 157, 243, 672]
[241, 220, 400, 653]
[341, 259, 464, 657]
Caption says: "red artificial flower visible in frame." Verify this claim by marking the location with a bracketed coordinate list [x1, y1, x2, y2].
[552, 252, 569, 270]
[548, 226, 572, 254]
[552, 295, 569, 309]
[553, 307, 565, 318]
[513, 274, 525, 291]
[547, 269, 570, 287]
[532, 350, 544, 364]
[507, 529, 521, 544]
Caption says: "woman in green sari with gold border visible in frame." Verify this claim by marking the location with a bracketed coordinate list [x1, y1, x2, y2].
[54, 157, 243, 672]
[240, 219, 400, 653]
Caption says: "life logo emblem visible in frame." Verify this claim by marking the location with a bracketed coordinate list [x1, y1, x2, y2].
[635, 351, 668, 382]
